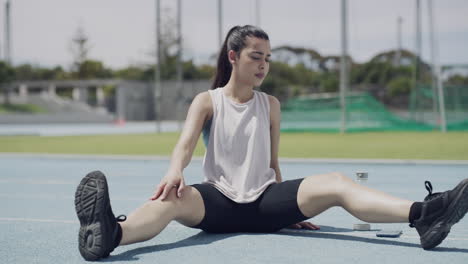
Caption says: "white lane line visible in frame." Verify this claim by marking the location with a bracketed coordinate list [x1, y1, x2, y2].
[2, 152, 468, 165]
[0, 217, 78, 224]
[280, 229, 468, 241]
[0, 194, 143, 201]
[0, 217, 185, 229]
[0, 179, 74, 185]
[0, 179, 152, 188]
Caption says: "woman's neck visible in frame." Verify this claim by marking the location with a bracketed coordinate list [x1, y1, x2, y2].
[223, 78, 254, 104]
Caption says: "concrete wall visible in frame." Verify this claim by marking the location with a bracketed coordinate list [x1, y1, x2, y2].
[1, 79, 211, 123]
[159, 80, 211, 120]
[116, 80, 210, 121]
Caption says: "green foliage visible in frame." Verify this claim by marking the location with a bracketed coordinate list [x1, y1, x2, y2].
[113, 60, 215, 82]
[115, 66, 147, 80]
[10, 44, 466, 107]
[446, 74, 468, 86]
[388, 76, 412, 96]
[0, 103, 46, 113]
[0, 61, 15, 105]
[393, 65, 413, 77]
[358, 61, 393, 85]
[261, 74, 289, 99]
[293, 63, 320, 87]
[261, 61, 292, 99]
[320, 73, 339, 92]
[183, 60, 213, 80]
[15, 64, 68, 80]
[102, 84, 116, 96]
[198, 65, 216, 79]
[76, 59, 113, 79]
[0, 61, 14, 83]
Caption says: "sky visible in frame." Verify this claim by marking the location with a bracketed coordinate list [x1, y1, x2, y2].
[8, 0, 468, 70]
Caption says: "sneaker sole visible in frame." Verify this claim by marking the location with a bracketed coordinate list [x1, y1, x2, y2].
[421, 178, 468, 250]
[74, 171, 111, 261]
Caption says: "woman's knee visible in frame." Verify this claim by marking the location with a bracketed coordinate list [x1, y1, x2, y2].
[297, 172, 349, 216]
[305, 172, 350, 186]
[302, 172, 351, 200]
[140, 188, 183, 217]
[328, 172, 351, 184]
[141, 187, 204, 224]
[173, 186, 205, 226]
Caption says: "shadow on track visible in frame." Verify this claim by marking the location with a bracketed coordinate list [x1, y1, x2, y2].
[105, 226, 468, 261]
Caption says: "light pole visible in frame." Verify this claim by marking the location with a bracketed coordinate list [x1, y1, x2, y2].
[428, 0, 446, 132]
[176, 0, 184, 130]
[218, 0, 223, 48]
[3, 0, 12, 105]
[411, 0, 422, 122]
[255, 0, 261, 27]
[5, 0, 11, 64]
[395, 16, 402, 66]
[339, 0, 349, 133]
[154, 0, 162, 133]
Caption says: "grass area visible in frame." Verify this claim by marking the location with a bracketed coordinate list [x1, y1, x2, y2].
[1, 132, 468, 160]
[0, 103, 46, 113]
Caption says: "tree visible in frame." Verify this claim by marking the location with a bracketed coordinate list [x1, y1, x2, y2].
[115, 66, 148, 80]
[150, 6, 189, 81]
[70, 26, 91, 78]
[40, 66, 69, 80]
[13, 64, 35, 80]
[15, 64, 69, 80]
[0, 61, 15, 104]
[78, 60, 113, 79]
[320, 73, 339, 93]
[261, 61, 297, 101]
[69, 26, 114, 79]
[388, 76, 412, 96]
[446, 74, 468, 86]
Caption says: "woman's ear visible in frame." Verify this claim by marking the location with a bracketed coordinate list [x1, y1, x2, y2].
[228, 50, 237, 65]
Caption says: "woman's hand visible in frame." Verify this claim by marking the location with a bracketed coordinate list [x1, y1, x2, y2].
[288, 221, 320, 230]
[150, 169, 186, 201]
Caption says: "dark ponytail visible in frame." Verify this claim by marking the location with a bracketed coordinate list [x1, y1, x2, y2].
[211, 25, 269, 90]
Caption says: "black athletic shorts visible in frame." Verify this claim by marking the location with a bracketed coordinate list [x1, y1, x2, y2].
[190, 178, 309, 233]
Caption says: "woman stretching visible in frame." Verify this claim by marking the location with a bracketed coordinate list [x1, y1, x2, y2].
[74, 25, 468, 261]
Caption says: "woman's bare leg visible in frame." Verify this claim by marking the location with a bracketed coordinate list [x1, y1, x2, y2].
[297, 172, 413, 223]
[119, 186, 205, 245]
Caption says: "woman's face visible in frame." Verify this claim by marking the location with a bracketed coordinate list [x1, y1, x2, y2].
[230, 36, 271, 87]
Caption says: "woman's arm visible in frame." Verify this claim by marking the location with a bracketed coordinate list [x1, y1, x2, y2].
[269, 95, 282, 183]
[167, 92, 212, 173]
[151, 91, 212, 200]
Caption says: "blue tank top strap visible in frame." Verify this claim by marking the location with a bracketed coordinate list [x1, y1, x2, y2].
[202, 117, 212, 147]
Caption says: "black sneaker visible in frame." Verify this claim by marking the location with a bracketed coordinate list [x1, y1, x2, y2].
[74, 171, 126, 261]
[410, 179, 468, 250]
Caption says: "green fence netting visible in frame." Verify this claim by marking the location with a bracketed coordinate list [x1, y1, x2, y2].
[280, 85, 468, 132]
[410, 84, 468, 131]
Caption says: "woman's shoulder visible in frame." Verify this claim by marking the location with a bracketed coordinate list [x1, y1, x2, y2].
[255, 90, 279, 105]
[198, 90, 216, 102]
[192, 90, 214, 118]
[266, 94, 281, 124]
[266, 94, 280, 109]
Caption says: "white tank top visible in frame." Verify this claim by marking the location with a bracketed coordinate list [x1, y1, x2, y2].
[202, 87, 277, 203]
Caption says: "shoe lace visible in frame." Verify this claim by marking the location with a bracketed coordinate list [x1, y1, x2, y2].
[424, 181, 442, 201]
[409, 181, 442, 228]
[116, 215, 127, 222]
